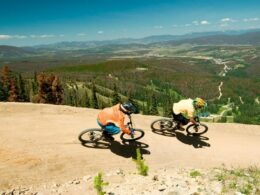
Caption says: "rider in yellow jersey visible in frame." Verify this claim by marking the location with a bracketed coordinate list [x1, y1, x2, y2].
[172, 97, 206, 130]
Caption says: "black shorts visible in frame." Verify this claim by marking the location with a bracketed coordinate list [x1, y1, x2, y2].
[172, 112, 189, 125]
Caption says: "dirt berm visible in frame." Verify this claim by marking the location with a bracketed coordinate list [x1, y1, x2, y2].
[0, 102, 259, 190]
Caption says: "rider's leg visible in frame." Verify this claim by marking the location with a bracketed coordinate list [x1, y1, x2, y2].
[103, 123, 120, 141]
[174, 114, 189, 130]
[97, 120, 116, 140]
[104, 123, 120, 135]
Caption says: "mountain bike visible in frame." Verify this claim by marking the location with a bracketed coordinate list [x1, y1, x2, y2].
[151, 115, 208, 136]
[78, 115, 145, 147]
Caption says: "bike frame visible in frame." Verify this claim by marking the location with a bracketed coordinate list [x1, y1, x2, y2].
[126, 114, 135, 134]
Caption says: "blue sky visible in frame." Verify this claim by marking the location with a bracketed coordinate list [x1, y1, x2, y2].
[0, 0, 260, 46]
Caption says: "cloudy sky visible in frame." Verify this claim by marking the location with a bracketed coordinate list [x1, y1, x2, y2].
[0, 0, 260, 46]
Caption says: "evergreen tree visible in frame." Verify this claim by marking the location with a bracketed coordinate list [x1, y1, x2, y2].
[150, 93, 158, 115]
[0, 66, 12, 100]
[32, 71, 38, 94]
[145, 93, 151, 115]
[0, 80, 5, 101]
[111, 84, 121, 105]
[163, 97, 173, 117]
[17, 74, 27, 101]
[8, 78, 19, 102]
[91, 83, 99, 109]
[51, 75, 63, 104]
[36, 73, 63, 104]
[81, 90, 90, 107]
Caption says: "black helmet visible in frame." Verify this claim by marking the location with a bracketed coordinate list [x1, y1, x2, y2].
[120, 102, 138, 114]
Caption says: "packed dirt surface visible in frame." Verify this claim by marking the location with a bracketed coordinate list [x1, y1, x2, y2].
[0, 102, 260, 191]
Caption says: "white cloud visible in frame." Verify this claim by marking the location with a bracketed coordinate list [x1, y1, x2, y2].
[97, 30, 104, 34]
[192, 21, 199, 26]
[77, 33, 86, 36]
[221, 18, 236, 22]
[220, 23, 229, 27]
[0, 35, 12, 40]
[243, 18, 259, 22]
[30, 34, 55, 38]
[172, 24, 178, 28]
[39, 34, 55, 38]
[200, 20, 210, 25]
[13, 35, 27, 39]
[154, 25, 163, 29]
[59, 34, 65, 37]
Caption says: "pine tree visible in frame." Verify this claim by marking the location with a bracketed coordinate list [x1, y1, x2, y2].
[0, 66, 12, 101]
[51, 75, 63, 104]
[17, 74, 27, 101]
[150, 93, 158, 115]
[91, 83, 99, 109]
[145, 93, 151, 115]
[81, 90, 90, 107]
[112, 84, 121, 105]
[36, 73, 63, 104]
[163, 97, 173, 117]
[141, 102, 146, 115]
[0, 80, 5, 101]
[8, 78, 19, 102]
[32, 71, 38, 94]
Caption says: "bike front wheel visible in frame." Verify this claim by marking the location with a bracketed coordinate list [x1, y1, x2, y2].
[120, 129, 145, 141]
[186, 123, 208, 136]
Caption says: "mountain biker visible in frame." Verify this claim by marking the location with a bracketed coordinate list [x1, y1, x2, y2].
[97, 102, 138, 141]
[172, 97, 207, 130]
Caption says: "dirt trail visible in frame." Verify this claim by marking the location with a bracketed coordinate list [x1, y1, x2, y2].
[0, 102, 260, 190]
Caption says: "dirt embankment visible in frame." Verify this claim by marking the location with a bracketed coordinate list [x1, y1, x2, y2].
[0, 102, 259, 192]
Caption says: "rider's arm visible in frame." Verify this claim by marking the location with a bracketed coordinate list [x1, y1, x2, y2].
[189, 117, 197, 124]
[119, 115, 131, 134]
[188, 109, 198, 124]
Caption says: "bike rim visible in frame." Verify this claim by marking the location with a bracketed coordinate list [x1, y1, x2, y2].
[153, 120, 172, 130]
[188, 125, 207, 134]
[121, 130, 144, 141]
[80, 130, 103, 142]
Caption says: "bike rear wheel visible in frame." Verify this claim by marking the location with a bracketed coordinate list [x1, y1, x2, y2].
[186, 123, 208, 136]
[78, 128, 109, 148]
[120, 129, 144, 141]
[150, 119, 175, 131]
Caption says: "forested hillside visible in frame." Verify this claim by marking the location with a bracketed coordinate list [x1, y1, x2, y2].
[1, 53, 259, 124]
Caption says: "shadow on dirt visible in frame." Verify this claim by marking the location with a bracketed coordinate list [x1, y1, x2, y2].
[110, 140, 150, 159]
[175, 131, 210, 148]
[81, 140, 150, 159]
[151, 128, 210, 149]
[152, 129, 176, 137]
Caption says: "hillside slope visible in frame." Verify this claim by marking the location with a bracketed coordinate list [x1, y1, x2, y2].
[0, 102, 259, 192]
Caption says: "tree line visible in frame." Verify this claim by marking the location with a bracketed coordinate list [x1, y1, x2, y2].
[1, 65, 259, 124]
[0, 66, 163, 115]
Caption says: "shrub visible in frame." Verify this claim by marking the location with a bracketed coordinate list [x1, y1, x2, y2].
[133, 148, 149, 176]
[190, 170, 202, 178]
[94, 172, 108, 195]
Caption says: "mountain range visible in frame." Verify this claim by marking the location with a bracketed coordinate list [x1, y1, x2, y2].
[1, 29, 260, 58]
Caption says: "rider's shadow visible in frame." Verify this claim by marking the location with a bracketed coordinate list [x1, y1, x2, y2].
[109, 140, 150, 159]
[175, 131, 211, 148]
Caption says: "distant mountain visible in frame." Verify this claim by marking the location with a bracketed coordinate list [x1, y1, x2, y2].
[33, 29, 260, 50]
[0, 45, 37, 58]
[162, 31, 260, 46]
[1, 29, 260, 58]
